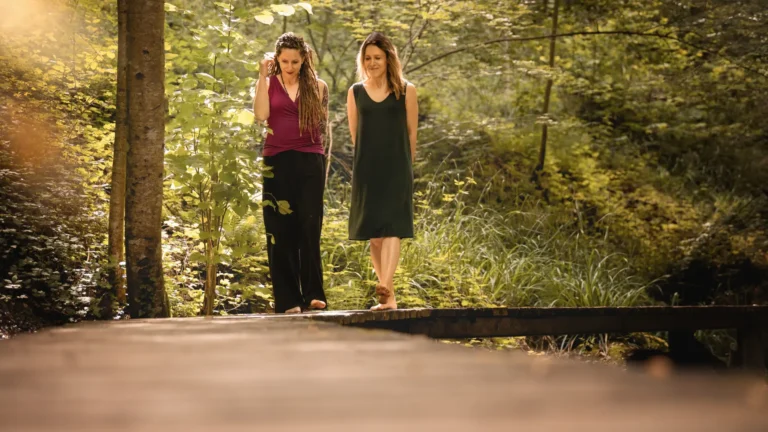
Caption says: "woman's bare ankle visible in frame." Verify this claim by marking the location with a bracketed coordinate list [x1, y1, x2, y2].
[308, 299, 326, 310]
[370, 300, 397, 311]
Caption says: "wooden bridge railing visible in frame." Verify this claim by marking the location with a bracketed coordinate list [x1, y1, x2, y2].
[311, 306, 768, 372]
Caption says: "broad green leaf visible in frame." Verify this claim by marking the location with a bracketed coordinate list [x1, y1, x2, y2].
[233, 109, 254, 125]
[189, 252, 206, 262]
[196, 73, 217, 83]
[254, 13, 274, 25]
[220, 171, 235, 184]
[181, 78, 197, 90]
[164, 3, 178, 12]
[233, 205, 248, 217]
[277, 200, 293, 215]
[271, 4, 295, 16]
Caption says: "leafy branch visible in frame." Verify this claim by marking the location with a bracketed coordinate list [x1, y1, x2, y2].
[406, 30, 767, 78]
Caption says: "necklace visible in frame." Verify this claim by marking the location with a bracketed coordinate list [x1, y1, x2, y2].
[279, 74, 299, 101]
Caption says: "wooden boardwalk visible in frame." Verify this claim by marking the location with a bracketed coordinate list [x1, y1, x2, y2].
[0, 312, 766, 431]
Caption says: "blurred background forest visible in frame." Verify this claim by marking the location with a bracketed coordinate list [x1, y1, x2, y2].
[1, 0, 766, 358]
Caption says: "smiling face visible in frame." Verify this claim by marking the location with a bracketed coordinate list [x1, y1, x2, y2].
[363, 44, 387, 80]
[276, 48, 302, 77]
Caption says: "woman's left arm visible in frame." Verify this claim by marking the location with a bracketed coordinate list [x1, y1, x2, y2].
[405, 83, 418, 161]
[318, 79, 330, 143]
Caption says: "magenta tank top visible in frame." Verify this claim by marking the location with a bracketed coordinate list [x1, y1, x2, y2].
[263, 75, 324, 157]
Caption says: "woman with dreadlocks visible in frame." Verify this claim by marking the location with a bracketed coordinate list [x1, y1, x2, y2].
[253, 33, 329, 314]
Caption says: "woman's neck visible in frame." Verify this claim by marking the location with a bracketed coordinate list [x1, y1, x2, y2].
[281, 73, 298, 86]
[368, 75, 387, 89]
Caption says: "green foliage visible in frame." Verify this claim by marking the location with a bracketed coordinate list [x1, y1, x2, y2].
[0, 0, 115, 332]
[2, 0, 765, 339]
[163, 0, 306, 314]
[413, 0, 768, 306]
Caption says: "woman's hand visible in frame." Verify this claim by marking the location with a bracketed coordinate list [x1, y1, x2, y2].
[254, 53, 274, 122]
[259, 53, 275, 78]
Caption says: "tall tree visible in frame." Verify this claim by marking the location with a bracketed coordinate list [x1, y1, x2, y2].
[102, 0, 128, 318]
[532, 0, 559, 190]
[125, 0, 169, 318]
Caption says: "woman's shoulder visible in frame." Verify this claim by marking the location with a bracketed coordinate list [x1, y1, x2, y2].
[348, 81, 364, 95]
[404, 81, 416, 99]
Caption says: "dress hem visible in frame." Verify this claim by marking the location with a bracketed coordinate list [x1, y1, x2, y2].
[348, 235, 414, 241]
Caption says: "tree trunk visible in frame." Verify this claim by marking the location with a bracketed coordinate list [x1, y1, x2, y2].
[532, 0, 559, 188]
[102, 0, 128, 318]
[203, 244, 217, 316]
[125, 0, 169, 318]
[201, 170, 219, 315]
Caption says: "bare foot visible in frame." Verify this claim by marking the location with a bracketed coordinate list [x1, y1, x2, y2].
[307, 300, 326, 311]
[370, 301, 397, 311]
[284, 306, 301, 314]
[371, 284, 396, 311]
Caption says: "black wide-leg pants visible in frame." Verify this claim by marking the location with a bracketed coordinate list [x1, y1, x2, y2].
[262, 150, 327, 313]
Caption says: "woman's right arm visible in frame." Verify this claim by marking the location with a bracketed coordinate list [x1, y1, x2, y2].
[253, 58, 272, 121]
[346, 86, 357, 146]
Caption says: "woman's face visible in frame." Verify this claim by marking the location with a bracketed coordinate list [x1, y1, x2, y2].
[363, 44, 387, 80]
[277, 48, 302, 77]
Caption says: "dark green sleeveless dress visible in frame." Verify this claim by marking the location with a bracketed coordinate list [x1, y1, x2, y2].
[348, 82, 414, 240]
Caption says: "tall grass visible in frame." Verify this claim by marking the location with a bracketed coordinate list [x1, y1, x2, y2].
[320, 167, 652, 310]
[163, 164, 653, 317]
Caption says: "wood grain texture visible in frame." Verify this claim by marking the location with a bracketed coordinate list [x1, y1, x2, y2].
[0, 315, 766, 431]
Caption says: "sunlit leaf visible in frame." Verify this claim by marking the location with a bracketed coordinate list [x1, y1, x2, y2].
[270, 4, 295, 16]
[233, 109, 254, 125]
[277, 200, 293, 215]
[254, 13, 274, 25]
[295, 2, 312, 14]
[164, 3, 178, 12]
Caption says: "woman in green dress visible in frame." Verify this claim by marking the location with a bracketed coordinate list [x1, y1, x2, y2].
[347, 32, 419, 311]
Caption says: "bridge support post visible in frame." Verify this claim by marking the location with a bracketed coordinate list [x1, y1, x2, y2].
[738, 315, 768, 374]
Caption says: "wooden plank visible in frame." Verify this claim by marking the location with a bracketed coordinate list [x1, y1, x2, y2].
[0, 316, 766, 431]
